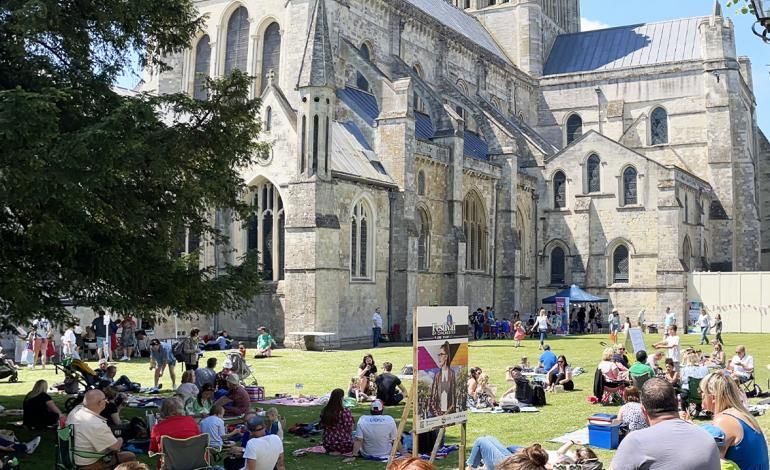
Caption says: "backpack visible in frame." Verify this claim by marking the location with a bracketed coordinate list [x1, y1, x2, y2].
[514, 378, 533, 404]
[531, 384, 547, 407]
[172, 340, 185, 362]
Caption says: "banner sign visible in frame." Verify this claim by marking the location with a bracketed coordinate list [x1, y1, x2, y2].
[414, 306, 469, 434]
[688, 301, 702, 326]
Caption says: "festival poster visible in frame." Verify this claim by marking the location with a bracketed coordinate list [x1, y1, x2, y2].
[556, 297, 570, 335]
[688, 301, 701, 326]
[414, 306, 469, 434]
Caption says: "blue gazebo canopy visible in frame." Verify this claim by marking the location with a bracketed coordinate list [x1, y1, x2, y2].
[542, 284, 608, 304]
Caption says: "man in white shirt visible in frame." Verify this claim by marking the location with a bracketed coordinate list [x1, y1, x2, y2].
[728, 345, 754, 382]
[65, 389, 136, 469]
[663, 307, 676, 336]
[372, 308, 383, 348]
[654, 324, 681, 370]
[697, 311, 711, 345]
[241, 415, 284, 470]
[62, 323, 79, 359]
[352, 400, 398, 459]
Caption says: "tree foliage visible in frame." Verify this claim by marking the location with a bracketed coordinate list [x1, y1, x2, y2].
[0, 1, 268, 324]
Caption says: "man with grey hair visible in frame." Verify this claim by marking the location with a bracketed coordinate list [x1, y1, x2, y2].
[240, 415, 284, 470]
[611, 378, 719, 469]
[65, 389, 137, 469]
[149, 397, 200, 455]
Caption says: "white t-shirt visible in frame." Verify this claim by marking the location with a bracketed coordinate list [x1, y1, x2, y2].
[697, 314, 710, 328]
[730, 354, 754, 377]
[176, 383, 199, 399]
[241, 435, 283, 470]
[537, 316, 548, 330]
[664, 312, 676, 327]
[355, 414, 398, 458]
[372, 312, 383, 328]
[666, 335, 680, 363]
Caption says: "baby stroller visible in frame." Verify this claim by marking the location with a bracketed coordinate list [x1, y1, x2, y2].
[54, 358, 103, 412]
[0, 347, 19, 383]
[226, 351, 253, 384]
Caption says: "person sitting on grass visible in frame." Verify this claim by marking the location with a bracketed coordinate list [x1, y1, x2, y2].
[375, 362, 408, 406]
[255, 326, 275, 358]
[214, 374, 251, 417]
[545, 355, 574, 392]
[537, 345, 557, 374]
[357, 354, 378, 398]
[679, 350, 709, 412]
[66, 389, 137, 469]
[102, 365, 136, 392]
[320, 388, 354, 455]
[0, 431, 40, 459]
[350, 399, 398, 460]
[203, 330, 230, 351]
[265, 407, 284, 440]
[629, 350, 656, 381]
[22, 379, 62, 430]
[647, 351, 665, 376]
[176, 370, 199, 400]
[194, 357, 217, 389]
[242, 415, 285, 470]
[663, 358, 680, 388]
[467, 367, 482, 402]
[613, 345, 631, 369]
[198, 405, 240, 451]
[185, 383, 215, 417]
[149, 397, 200, 456]
[708, 342, 726, 368]
[617, 386, 649, 434]
[727, 345, 754, 383]
[348, 377, 368, 402]
[474, 373, 499, 408]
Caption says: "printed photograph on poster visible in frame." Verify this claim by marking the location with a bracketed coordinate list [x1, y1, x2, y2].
[414, 306, 469, 433]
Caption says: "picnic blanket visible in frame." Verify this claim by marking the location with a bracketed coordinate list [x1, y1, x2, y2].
[547, 427, 590, 445]
[258, 396, 324, 407]
[469, 405, 540, 413]
[125, 397, 163, 408]
[292, 445, 459, 461]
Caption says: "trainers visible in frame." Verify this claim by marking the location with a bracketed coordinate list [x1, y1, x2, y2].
[120, 356, 129, 361]
[26, 436, 41, 454]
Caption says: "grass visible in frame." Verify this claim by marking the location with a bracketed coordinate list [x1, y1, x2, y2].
[1, 332, 769, 469]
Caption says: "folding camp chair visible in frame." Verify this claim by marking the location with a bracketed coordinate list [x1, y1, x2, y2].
[739, 373, 762, 398]
[631, 372, 652, 391]
[154, 434, 216, 470]
[686, 377, 704, 418]
[55, 425, 111, 470]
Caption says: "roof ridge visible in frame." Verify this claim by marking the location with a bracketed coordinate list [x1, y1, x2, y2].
[560, 15, 709, 37]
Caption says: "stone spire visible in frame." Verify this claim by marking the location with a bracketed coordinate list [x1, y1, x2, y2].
[713, 0, 722, 17]
[296, 0, 335, 89]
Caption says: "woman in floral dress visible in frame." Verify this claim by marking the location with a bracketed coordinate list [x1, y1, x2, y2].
[320, 388, 353, 454]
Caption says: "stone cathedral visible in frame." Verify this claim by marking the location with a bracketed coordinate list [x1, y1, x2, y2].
[144, 0, 769, 344]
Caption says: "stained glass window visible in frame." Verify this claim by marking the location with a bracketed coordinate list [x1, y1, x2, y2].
[587, 154, 600, 193]
[554, 171, 566, 208]
[566, 114, 582, 144]
[613, 245, 629, 283]
[623, 167, 637, 205]
[550, 246, 565, 284]
[651, 107, 668, 145]
[224, 7, 249, 74]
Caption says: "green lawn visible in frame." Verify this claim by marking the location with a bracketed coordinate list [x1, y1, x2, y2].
[1, 332, 769, 469]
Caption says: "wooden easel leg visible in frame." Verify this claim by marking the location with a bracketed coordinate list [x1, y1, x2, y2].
[460, 422, 467, 468]
[412, 430, 418, 457]
[429, 427, 446, 463]
[388, 394, 414, 466]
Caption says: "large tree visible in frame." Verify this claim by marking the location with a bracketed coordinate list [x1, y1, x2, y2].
[0, 1, 267, 324]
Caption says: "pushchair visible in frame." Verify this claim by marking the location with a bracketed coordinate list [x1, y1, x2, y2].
[226, 351, 253, 384]
[0, 347, 19, 383]
[54, 358, 103, 412]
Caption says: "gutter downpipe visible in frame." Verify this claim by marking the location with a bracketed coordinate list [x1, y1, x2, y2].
[387, 189, 396, 334]
[492, 182, 500, 309]
[533, 190, 539, 310]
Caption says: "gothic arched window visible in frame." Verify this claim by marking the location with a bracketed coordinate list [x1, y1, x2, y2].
[224, 6, 249, 74]
[463, 192, 488, 272]
[553, 171, 566, 208]
[417, 171, 426, 196]
[193, 35, 210, 100]
[566, 114, 582, 145]
[246, 181, 285, 281]
[264, 106, 272, 132]
[550, 246, 565, 285]
[260, 22, 281, 93]
[356, 43, 371, 92]
[613, 245, 629, 284]
[417, 208, 430, 271]
[682, 237, 692, 272]
[650, 107, 668, 145]
[351, 199, 373, 279]
[413, 64, 425, 113]
[587, 154, 601, 193]
[623, 167, 638, 206]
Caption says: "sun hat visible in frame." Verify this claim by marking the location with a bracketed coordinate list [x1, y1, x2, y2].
[226, 374, 240, 385]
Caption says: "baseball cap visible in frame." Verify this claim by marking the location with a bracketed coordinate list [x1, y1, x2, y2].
[371, 399, 384, 412]
[226, 374, 240, 385]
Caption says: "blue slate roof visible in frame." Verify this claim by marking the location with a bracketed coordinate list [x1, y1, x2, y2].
[340, 121, 372, 151]
[403, 0, 511, 64]
[336, 88, 379, 126]
[544, 17, 703, 76]
[415, 112, 435, 141]
[464, 131, 489, 161]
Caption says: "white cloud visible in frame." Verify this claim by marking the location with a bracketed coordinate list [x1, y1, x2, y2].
[581, 17, 611, 31]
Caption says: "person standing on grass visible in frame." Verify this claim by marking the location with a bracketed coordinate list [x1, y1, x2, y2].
[531, 309, 550, 350]
[91, 309, 110, 361]
[149, 338, 177, 389]
[372, 308, 383, 348]
[119, 315, 136, 361]
[662, 307, 676, 337]
[654, 324, 681, 371]
[30, 316, 50, 369]
[712, 313, 723, 345]
[697, 310, 711, 345]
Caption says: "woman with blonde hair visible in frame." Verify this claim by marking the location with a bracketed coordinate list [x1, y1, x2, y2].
[699, 372, 769, 469]
[22, 379, 62, 429]
[474, 373, 498, 408]
[709, 341, 725, 368]
[598, 347, 629, 385]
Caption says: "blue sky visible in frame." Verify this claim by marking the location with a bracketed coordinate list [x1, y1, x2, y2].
[118, 1, 769, 134]
[581, 0, 769, 135]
